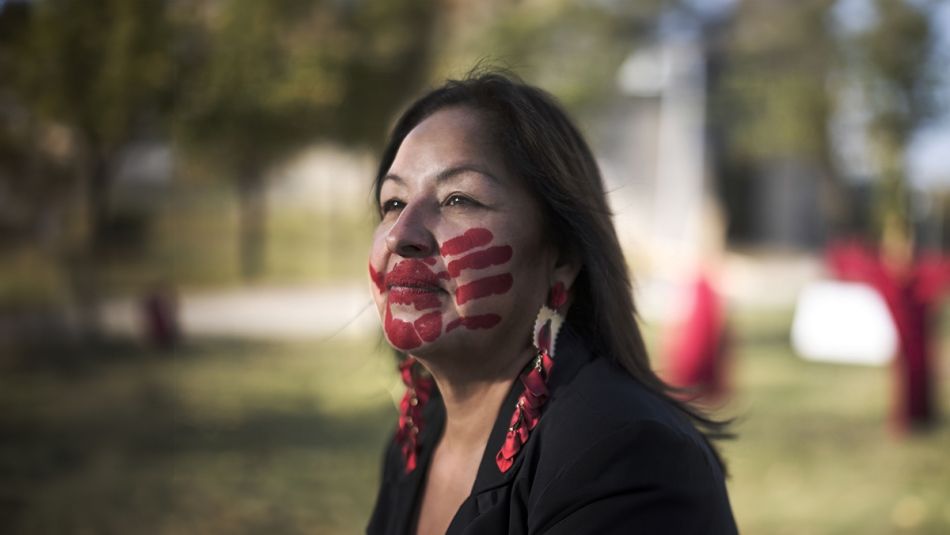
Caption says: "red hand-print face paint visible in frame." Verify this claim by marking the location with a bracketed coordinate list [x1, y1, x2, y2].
[380, 259, 447, 350]
[439, 228, 514, 333]
[369, 106, 556, 356]
[373, 228, 515, 350]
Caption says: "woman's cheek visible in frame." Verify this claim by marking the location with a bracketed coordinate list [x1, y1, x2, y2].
[368, 262, 385, 295]
[368, 226, 391, 298]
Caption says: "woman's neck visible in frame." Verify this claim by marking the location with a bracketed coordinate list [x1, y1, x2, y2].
[418, 345, 534, 452]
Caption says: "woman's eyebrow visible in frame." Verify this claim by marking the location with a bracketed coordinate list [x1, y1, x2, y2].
[436, 164, 500, 185]
[382, 164, 500, 187]
[381, 172, 404, 185]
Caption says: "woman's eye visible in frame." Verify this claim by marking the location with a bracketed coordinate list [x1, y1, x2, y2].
[380, 199, 405, 214]
[444, 194, 476, 208]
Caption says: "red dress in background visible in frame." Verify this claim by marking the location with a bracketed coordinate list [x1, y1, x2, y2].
[827, 242, 950, 431]
[665, 273, 730, 401]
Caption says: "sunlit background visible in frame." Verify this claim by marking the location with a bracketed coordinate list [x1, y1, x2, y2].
[1, 0, 949, 533]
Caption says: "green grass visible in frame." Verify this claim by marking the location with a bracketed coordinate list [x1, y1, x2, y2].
[0, 336, 400, 535]
[1, 311, 949, 534]
[721, 306, 950, 534]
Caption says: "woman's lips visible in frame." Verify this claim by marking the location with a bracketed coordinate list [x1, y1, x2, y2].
[385, 260, 446, 311]
[384, 260, 448, 292]
[388, 284, 443, 295]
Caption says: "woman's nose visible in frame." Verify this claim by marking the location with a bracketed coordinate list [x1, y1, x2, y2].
[385, 205, 436, 258]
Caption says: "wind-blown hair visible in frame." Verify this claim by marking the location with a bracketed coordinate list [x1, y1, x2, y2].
[373, 69, 729, 469]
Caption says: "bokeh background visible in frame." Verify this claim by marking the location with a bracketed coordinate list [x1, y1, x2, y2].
[1, 0, 949, 533]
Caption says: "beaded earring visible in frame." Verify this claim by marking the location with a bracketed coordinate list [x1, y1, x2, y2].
[496, 282, 567, 472]
[395, 356, 434, 473]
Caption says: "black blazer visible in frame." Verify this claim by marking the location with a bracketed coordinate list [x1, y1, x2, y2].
[367, 329, 738, 534]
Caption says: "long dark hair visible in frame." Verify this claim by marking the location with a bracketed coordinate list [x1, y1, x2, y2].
[373, 69, 730, 468]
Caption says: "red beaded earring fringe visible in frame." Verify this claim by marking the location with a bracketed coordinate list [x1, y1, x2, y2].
[395, 357, 433, 473]
[495, 282, 566, 473]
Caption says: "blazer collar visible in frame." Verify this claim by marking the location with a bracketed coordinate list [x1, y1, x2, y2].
[469, 325, 593, 495]
[392, 326, 595, 525]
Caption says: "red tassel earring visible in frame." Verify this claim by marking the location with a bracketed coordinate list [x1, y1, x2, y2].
[496, 282, 567, 473]
[395, 357, 434, 473]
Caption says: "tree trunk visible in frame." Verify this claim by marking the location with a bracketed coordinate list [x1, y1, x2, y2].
[237, 168, 266, 281]
[872, 133, 910, 242]
[815, 159, 852, 241]
[71, 148, 112, 342]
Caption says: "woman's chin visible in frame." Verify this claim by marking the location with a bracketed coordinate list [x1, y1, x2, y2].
[386, 333, 476, 363]
[386, 335, 446, 357]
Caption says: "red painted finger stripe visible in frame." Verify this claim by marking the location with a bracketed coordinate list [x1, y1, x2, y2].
[445, 314, 502, 332]
[447, 245, 512, 277]
[440, 228, 493, 256]
[455, 274, 513, 305]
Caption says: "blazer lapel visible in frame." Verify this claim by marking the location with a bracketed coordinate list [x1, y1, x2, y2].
[465, 327, 593, 506]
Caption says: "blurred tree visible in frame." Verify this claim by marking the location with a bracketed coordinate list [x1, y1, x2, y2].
[707, 0, 847, 243]
[432, 0, 671, 112]
[0, 0, 174, 335]
[851, 0, 939, 240]
[174, 0, 436, 279]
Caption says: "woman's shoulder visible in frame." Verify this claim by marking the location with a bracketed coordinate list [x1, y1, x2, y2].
[541, 357, 720, 474]
[544, 343, 710, 452]
[521, 352, 736, 533]
[540, 354, 712, 455]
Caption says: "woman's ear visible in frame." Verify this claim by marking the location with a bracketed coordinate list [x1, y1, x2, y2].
[551, 245, 582, 295]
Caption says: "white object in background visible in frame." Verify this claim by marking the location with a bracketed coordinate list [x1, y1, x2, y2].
[791, 280, 898, 366]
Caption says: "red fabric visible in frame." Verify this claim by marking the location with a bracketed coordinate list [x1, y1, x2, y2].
[395, 357, 434, 473]
[827, 241, 950, 431]
[142, 289, 180, 349]
[666, 273, 729, 400]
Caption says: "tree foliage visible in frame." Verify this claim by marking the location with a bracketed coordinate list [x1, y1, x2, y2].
[710, 0, 837, 164]
[432, 0, 671, 111]
[848, 0, 939, 236]
[171, 0, 437, 278]
[0, 0, 174, 241]
[858, 0, 938, 147]
[174, 0, 436, 164]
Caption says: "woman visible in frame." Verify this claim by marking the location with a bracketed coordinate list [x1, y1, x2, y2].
[366, 71, 737, 534]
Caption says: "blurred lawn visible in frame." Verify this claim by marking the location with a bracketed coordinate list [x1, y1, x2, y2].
[1, 309, 949, 534]
[0, 336, 399, 534]
[104, 183, 377, 292]
[723, 307, 950, 535]
[0, 182, 377, 306]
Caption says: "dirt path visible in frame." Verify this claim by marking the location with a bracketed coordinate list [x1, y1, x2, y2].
[102, 283, 378, 340]
[102, 253, 820, 341]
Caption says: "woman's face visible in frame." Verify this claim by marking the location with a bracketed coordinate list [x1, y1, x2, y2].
[370, 107, 556, 359]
